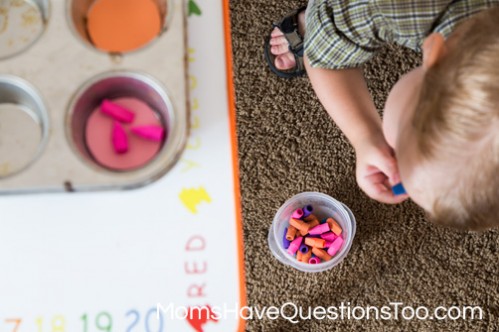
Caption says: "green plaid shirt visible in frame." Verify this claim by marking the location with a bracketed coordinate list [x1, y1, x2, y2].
[305, 0, 499, 69]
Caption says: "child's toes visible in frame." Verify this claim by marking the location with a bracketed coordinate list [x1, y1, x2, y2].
[270, 27, 284, 37]
[271, 43, 289, 55]
[275, 52, 296, 70]
[269, 35, 288, 46]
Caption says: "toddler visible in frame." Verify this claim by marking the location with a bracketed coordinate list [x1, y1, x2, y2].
[265, 1, 499, 229]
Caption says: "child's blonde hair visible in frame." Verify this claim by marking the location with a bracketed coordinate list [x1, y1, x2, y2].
[413, 8, 499, 230]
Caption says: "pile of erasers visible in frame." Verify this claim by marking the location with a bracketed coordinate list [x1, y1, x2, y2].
[100, 99, 165, 154]
[283, 205, 344, 264]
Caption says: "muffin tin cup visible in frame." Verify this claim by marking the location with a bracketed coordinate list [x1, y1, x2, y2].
[0, 0, 188, 194]
[268, 192, 357, 273]
[0, 0, 51, 60]
[67, 71, 175, 173]
[32, 0, 51, 19]
[0, 75, 49, 177]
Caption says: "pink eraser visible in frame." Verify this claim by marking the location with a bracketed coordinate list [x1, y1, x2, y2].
[320, 232, 338, 242]
[287, 236, 303, 255]
[324, 241, 333, 248]
[131, 125, 165, 142]
[291, 208, 304, 219]
[327, 237, 344, 257]
[309, 223, 330, 235]
[309, 257, 321, 264]
[112, 122, 128, 154]
[101, 99, 135, 123]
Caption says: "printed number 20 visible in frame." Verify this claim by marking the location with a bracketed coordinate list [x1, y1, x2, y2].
[126, 309, 163, 332]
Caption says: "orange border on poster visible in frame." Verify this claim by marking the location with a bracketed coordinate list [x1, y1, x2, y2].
[222, 0, 247, 331]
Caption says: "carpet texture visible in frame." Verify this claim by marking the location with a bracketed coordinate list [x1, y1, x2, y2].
[229, 1, 499, 331]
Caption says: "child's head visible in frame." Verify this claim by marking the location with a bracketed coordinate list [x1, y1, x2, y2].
[383, 8, 499, 230]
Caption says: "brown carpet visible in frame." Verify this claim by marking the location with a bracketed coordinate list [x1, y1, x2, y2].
[229, 1, 499, 331]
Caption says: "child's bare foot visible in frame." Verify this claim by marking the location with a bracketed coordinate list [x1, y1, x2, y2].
[264, 7, 307, 78]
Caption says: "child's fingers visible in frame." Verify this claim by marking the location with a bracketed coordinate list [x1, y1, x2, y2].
[370, 183, 409, 204]
[360, 173, 408, 204]
[374, 152, 400, 185]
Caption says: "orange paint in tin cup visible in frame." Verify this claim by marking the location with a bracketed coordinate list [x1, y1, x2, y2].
[86, 0, 162, 53]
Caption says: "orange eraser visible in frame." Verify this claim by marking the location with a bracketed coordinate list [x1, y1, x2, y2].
[304, 237, 326, 248]
[300, 249, 312, 263]
[289, 218, 310, 234]
[299, 228, 309, 236]
[327, 218, 343, 236]
[312, 247, 333, 261]
[285, 225, 297, 241]
[307, 218, 320, 229]
[303, 214, 318, 223]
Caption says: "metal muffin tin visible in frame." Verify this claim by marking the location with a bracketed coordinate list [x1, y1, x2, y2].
[0, 0, 188, 194]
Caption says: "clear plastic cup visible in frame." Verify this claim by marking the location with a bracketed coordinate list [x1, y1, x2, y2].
[268, 192, 356, 272]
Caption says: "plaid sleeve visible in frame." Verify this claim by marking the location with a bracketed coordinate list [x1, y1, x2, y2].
[304, 0, 499, 70]
[432, 0, 499, 39]
[304, 0, 381, 69]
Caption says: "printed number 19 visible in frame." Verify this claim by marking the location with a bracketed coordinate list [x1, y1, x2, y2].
[81, 312, 112, 332]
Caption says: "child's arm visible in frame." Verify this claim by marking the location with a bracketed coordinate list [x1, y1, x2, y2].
[304, 56, 407, 204]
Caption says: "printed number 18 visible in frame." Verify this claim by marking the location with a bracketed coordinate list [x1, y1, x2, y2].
[35, 316, 65, 332]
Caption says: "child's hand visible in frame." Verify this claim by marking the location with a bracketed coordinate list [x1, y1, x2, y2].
[354, 135, 409, 204]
